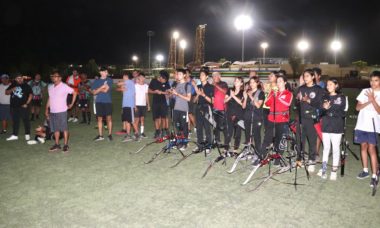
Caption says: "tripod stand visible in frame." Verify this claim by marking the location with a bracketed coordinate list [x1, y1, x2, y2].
[340, 115, 360, 176]
[292, 98, 310, 189]
[228, 104, 259, 174]
[201, 109, 229, 178]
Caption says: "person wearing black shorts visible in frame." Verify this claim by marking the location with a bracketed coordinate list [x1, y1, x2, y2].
[91, 67, 113, 141]
[134, 73, 150, 138]
[149, 70, 170, 138]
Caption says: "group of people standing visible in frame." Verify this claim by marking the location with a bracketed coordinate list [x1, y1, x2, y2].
[0, 66, 379, 187]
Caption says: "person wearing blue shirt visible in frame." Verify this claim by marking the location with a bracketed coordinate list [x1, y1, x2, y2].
[91, 67, 113, 141]
[117, 72, 139, 142]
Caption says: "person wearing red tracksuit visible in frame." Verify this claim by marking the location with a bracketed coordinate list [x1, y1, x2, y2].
[259, 75, 293, 163]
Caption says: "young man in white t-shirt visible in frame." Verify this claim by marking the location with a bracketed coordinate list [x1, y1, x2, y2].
[134, 74, 150, 138]
[354, 71, 380, 188]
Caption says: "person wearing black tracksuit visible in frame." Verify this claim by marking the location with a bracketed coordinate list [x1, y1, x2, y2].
[224, 77, 244, 152]
[192, 70, 214, 153]
[296, 69, 326, 172]
[242, 77, 265, 151]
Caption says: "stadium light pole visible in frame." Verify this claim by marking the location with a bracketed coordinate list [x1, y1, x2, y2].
[179, 39, 187, 68]
[297, 39, 310, 64]
[147, 31, 155, 75]
[156, 54, 164, 68]
[260, 42, 269, 64]
[234, 15, 253, 62]
[330, 40, 342, 64]
[132, 55, 138, 68]
[173, 31, 180, 69]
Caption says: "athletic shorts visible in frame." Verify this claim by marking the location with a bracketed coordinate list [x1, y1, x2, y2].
[135, 106, 147, 118]
[67, 94, 78, 106]
[78, 99, 89, 108]
[95, 103, 112, 117]
[0, 104, 11, 120]
[188, 100, 195, 114]
[152, 103, 168, 120]
[354, 130, 378, 145]
[122, 107, 134, 123]
[49, 111, 68, 132]
[31, 95, 42, 107]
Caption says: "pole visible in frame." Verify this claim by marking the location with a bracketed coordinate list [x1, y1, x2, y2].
[148, 35, 151, 74]
[263, 48, 266, 64]
[334, 52, 337, 65]
[242, 30, 245, 62]
[174, 39, 177, 69]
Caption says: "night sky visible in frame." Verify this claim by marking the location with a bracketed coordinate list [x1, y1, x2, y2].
[1, 0, 380, 67]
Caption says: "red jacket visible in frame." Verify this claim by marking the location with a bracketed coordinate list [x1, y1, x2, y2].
[265, 89, 293, 123]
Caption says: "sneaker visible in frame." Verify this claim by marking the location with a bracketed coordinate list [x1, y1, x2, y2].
[25, 134, 30, 141]
[37, 137, 45, 144]
[370, 176, 378, 187]
[0, 129, 6, 134]
[68, 117, 74, 122]
[72, 118, 79, 123]
[179, 144, 187, 151]
[115, 130, 127, 135]
[107, 135, 113, 141]
[93, 135, 105, 141]
[317, 169, 327, 179]
[141, 133, 147, 138]
[27, 140, 38, 145]
[134, 134, 140, 142]
[192, 146, 201, 153]
[252, 158, 261, 166]
[49, 144, 61, 152]
[330, 171, 337, 181]
[308, 164, 315, 173]
[63, 145, 69, 153]
[122, 135, 132, 142]
[357, 171, 370, 180]
[6, 135, 18, 141]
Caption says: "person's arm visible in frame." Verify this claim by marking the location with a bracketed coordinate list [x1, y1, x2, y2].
[278, 91, 293, 107]
[242, 91, 248, 109]
[68, 90, 77, 109]
[5, 85, 15, 95]
[146, 92, 151, 111]
[23, 93, 33, 108]
[45, 98, 50, 120]
[231, 93, 243, 106]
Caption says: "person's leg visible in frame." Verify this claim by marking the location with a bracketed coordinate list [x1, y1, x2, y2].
[261, 121, 274, 157]
[305, 119, 317, 161]
[224, 114, 234, 149]
[331, 133, 342, 170]
[234, 122, 242, 150]
[106, 115, 112, 135]
[244, 114, 251, 144]
[2, 120, 7, 131]
[322, 133, 331, 164]
[181, 111, 189, 138]
[360, 142, 369, 169]
[97, 116, 103, 136]
[368, 144, 378, 176]
[22, 107, 31, 135]
[316, 137, 322, 158]
[54, 131, 60, 145]
[35, 105, 41, 119]
[63, 130, 69, 145]
[30, 105, 35, 120]
[253, 124, 262, 151]
[12, 108, 20, 136]
[195, 106, 204, 144]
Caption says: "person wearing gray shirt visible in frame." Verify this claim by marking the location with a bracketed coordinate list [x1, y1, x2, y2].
[171, 69, 192, 151]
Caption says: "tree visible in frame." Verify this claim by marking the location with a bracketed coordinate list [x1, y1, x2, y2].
[352, 60, 368, 72]
[85, 59, 99, 78]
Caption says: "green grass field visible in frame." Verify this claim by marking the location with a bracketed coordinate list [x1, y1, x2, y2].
[1, 88, 379, 227]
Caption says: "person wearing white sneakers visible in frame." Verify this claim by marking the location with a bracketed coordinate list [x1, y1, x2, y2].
[0, 74, 12, 134]
[317, 79, 346, 180]
[5, 73, 33, 141]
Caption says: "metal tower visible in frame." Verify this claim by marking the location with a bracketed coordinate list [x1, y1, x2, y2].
[193, 24, 206, 65]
